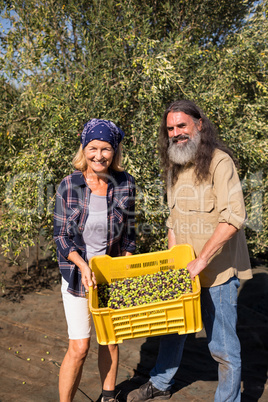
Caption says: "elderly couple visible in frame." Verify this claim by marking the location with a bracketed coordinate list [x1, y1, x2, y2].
[53, 100, 252, 402]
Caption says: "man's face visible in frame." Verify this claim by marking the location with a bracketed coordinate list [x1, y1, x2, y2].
[166, 111, 202, 143]
[166, 111, 202, 165]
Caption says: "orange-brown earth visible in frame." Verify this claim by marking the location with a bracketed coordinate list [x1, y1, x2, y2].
[0, 256, 267, 401]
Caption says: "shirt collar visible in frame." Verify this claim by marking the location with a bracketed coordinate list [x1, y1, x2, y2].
[72, 169, 116, 187]
[72, 170, 86, 186]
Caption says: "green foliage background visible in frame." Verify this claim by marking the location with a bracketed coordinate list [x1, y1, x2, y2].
[0, 0, 267, 264]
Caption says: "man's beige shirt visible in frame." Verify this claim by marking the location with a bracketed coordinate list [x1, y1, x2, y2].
[166, 149, 252, 287]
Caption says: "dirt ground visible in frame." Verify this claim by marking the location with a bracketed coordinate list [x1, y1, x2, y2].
[0, 256, 268, 402]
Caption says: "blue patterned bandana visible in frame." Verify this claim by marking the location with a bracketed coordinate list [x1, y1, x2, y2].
[81, 119, 125, 153]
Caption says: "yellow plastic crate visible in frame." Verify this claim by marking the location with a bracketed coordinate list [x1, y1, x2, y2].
[88, 244, 202, 345]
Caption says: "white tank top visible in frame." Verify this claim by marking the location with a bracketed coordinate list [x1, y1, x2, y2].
[82, 193, 108, 261]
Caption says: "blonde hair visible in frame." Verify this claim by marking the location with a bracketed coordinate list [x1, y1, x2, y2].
[72, 143, 124, 172]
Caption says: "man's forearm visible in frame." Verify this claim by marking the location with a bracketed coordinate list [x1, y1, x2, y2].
[198, 222, 238, 265]
[187, 222, 238, 280]
[168, 228, 176, 249]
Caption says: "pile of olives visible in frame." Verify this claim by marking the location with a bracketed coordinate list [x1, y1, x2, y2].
[97, 268, 192, 309]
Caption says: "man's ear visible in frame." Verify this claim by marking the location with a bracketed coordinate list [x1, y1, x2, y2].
[197, 118, 202, 131]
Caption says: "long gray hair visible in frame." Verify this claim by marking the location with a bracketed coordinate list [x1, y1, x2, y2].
[158, 99, 235, 185]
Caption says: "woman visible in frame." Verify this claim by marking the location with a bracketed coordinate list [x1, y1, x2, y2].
[54, 119, 136, 402]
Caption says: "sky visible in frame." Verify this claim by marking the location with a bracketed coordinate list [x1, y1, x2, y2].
[0, 11, 19, 85]
[0, 14, 12, 32]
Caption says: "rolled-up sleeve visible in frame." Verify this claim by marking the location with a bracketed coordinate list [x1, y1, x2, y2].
[53, 184, 80, 259]
[166, 214, 173, 229]
[213, 156, 247, 230]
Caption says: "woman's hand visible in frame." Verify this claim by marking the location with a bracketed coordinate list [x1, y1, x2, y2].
[81, 265, 97, 291]
[67, 251, 97, 290]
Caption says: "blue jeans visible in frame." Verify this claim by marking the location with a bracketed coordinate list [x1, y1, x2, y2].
[150, 276, 241, 402]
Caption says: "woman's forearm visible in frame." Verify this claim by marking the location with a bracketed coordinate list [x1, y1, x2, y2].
[67, 251, 96, 290]
[68, 251, 89, 272]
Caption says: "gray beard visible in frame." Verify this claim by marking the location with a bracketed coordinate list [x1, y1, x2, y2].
[168, 131, 201, 165]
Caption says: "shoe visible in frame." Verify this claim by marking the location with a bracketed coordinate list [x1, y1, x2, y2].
[127, 381, 171, 401]
[101, 397, 119, 402]
[101, 394, 120, 402]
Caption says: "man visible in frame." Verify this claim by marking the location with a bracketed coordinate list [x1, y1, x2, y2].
[127, 100, 252, 402]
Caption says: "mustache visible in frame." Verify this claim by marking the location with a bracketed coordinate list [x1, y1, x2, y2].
[171, 134, 190, 143]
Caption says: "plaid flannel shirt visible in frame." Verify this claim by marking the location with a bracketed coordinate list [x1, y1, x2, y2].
[54, 169, 136, 296]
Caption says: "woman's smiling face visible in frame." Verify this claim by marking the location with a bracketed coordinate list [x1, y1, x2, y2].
[84, 140, 114, 174]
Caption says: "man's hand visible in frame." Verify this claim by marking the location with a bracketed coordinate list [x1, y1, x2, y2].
[187, 256, 207, 280]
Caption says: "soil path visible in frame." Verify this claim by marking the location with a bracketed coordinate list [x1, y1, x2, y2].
[0, 263, 267, 401]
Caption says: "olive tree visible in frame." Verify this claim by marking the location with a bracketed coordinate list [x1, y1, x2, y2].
[0, 0, 267, 264]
